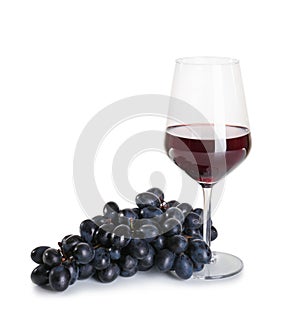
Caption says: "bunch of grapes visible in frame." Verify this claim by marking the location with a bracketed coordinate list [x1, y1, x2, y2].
[31, 188, 217, 291]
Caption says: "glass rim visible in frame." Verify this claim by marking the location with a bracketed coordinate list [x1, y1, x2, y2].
[175, 56, 239, 66]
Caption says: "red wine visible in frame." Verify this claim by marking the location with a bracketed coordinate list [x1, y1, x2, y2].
[165, 124, 251, 184]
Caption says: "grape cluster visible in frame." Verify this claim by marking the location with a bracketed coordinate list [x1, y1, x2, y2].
[31, 188, 217, 291]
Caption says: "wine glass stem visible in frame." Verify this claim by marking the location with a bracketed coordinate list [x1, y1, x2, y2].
[201, 185, 213, 248]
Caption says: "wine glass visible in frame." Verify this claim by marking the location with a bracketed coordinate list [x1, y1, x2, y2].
[165, 56, 251, 279]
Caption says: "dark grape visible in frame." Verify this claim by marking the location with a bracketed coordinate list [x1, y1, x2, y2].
[61, 235, 83, 257]
[139, 224, 159, 239]
[120, 266, 138, 277]
[103, 201, 120, 215]
[166, 200, 180, 208]
[192, 260, 204, 272]
[147, 187, 164, 202]
[120, 208, 139, 220]
[113, 224, 131, 238]
[132, 208, 141, 217]
[42, 248, 62, 267]
[61, 234, 72, 242]
[184, 212, 202, 229]
[135, 192, 160, 209]
[193, 208, 203, 217]
[104, 211, 119, 224]
[93, 247, 111, 270]
[109, 248, 121, 260]
[31, 264, 50, 286]
[128, 239, 150, 260]
[174, 254, 193, 279]
[140, 206, 163, 218]
[131, 218, 153, 231]
[96, 263, 120, 283]
[155, 249, 175, 272]
[93, 223, 115, 247]
[187, 239, 212, 264]
[211, 225, 218, 241]
[151, 235, 166, 252]
[78, 263, 95, 280]
[49, 265, 71, 291]
[166, 235, 188, 254]
[199, 224, 218, 241]
[111, 224, 131, 248]
[118, 216, 131, 226]
[162, 218, 182, 237]
[177, 203, 193, 216]
[131, 228, 145, 239]
[80, 219, 98, 244]
[63, 260, 79, 285]
[118, 255, 138, 271]
[165, 207, 184, 223]
[138, 245, 155, 271]
[31, 246, 50, 264]
[73, 243, 95, 264]
[183, 228, 203, 239]
[92, 215, 107, 227]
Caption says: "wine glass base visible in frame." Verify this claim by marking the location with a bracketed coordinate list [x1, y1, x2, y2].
[192, 251, 243, 280]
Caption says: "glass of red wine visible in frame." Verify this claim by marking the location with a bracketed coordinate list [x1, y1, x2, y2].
[165, 56, 251, 279]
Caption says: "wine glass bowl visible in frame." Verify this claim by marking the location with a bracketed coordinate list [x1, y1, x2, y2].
[165, 123, 251, 185]
[165, 56, 251, 279]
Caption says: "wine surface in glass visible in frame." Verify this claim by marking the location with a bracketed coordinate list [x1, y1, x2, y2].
[165, 123, 251, 184]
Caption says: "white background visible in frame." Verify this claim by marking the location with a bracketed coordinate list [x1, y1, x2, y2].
[0, 0, 299, 330]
